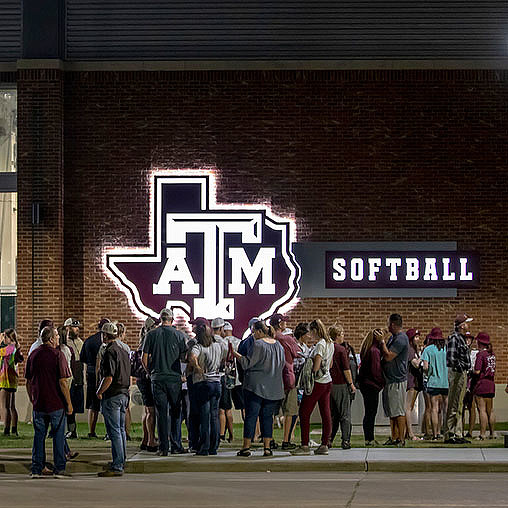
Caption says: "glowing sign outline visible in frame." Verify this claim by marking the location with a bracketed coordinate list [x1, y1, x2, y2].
[103, 169, 301, 328]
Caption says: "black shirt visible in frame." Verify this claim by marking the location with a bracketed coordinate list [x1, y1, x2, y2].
[80, 332, 103, 374]
[142, 325, 187, 382]
[99, 341, 131, 399]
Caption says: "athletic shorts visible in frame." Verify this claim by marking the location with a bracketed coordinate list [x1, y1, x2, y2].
[427, 387, 449, 397]
[137, 378, 155, 407]
[231, 385, 245, 410]
[70, 383, 85, 413]
[219, 376, 233, 410]
[85, 372, 101, 412]
[281, 387, 298, 416]
[382, 381, 407, 418]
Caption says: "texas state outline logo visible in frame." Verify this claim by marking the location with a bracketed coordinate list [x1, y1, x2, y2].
[104, 170, 301, 335]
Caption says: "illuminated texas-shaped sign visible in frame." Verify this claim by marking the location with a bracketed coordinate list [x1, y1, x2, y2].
[104, 171, 301, 335]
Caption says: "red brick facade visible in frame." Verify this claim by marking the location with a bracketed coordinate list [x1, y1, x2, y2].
[15, 69, 508, 379]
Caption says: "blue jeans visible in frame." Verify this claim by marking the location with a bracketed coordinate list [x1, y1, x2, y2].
[152, 378, 182, 453]
[187, 377, 200, 451]
[32, 408, 66, 475]
[243, 389, 280, 439]
[195, 381, 221, 455]
[101, 393, 129, 472]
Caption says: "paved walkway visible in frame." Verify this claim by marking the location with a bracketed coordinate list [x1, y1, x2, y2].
[1, 446, 508, 475]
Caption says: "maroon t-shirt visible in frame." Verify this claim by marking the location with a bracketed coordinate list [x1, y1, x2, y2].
[275, 332, 300, 391]
[330, 343, 350, 385]
[25, 344, 71, 413]
[473, 350, 496, 396]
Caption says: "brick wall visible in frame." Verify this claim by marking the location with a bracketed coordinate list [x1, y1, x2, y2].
[16, 69, 508, 379]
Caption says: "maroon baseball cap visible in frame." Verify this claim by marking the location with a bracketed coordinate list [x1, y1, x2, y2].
[476, 332, 490, 345]
[454, 313, 473, 326]
[189, 317, 210, 327]
[427, 327, 444, 340]
[269, 313, 288, 327]
[98, 317, 111, 330]
[406, 328, 420, 340]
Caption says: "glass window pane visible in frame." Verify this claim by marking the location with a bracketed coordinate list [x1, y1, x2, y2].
[0, 89, 16, 173]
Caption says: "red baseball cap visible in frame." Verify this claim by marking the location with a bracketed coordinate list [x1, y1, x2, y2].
[454, 313, 473, 326]
[269, 313, 288, 327]
[189, 317, 210, 327]
[406, 328, 419, 340]
[476, 332, 490, 345]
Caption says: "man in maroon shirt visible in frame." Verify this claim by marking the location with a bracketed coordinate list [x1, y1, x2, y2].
[25, 326, 72, 478]
[329, 324, 356, 449]
[270, 313, 300, 450]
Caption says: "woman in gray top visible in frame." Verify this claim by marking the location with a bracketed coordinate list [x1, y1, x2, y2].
[233, 320, 284, 457]
[188, 324, 227, 456]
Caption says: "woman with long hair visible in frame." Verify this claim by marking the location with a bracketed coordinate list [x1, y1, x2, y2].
[233, 320, 284, 457]
[405, 328, 423, 440]
[0, 329, 24, 436]
[131, 317, 159, 452]
[188, 324, 227, 455]
[358, 329, 385, 445]
[472, 333, 496, 440]
[421, 327, 448, 440]
[292, 319, 334, 456]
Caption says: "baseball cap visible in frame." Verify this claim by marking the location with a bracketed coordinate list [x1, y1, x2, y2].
[406, 328, 419, 340]
[211, 317, 225, 329]
[98, 317, 111, 330]
[64, 318, 81, 327]
[101, 322, 118, 336]
[269, 313, 288, 327]
[160, 308, 173, 320]
[454, 313, 473, 326]
[427, 327, 443, 340]
[223, 321, 233, 331]
[248, 317, 261, 330]
[476, 332, 490, 345]
[190, 317, 210, 327]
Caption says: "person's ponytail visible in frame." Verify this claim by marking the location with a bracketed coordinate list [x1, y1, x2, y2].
[309, 318, 330, 342]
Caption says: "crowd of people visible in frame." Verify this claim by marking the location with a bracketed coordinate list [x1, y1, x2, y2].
[0, 309, 501, 478]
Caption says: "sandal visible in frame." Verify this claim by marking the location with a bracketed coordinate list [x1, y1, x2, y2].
[263, 448, 273, 457]
[237, 448, 251, 457]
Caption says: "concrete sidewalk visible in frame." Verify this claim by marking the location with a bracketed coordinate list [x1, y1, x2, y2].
[1, 446, 508, 475]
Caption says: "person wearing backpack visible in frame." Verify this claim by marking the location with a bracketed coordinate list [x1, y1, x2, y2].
[328, 324, 356, 450]
[292, 319, 334, 456]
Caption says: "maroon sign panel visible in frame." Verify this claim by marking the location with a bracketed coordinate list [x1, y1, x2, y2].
[325, 251, 479, 289]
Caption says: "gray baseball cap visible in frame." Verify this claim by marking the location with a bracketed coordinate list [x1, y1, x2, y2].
[160, 308, 173, 319]
[211, 317, 225, 329]
[101, 322, 118, 337]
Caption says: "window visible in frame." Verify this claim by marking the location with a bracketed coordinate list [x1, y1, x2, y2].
[0, 89, 16, 328]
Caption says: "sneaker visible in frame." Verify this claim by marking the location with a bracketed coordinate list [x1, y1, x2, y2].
[263, 448, 273, 457]
[237, 448, 251, 457]
[281, 441, 296, 451]
[30, 473, 43, 479]
[88, 432, 98, 439]
[314, 445, 329, 455]
[291, 445, 311, 456]
[464, 432, 473, 439]
[365, 440, 375, 447]
[66, 451, 79, 460]
[53, 471, 72, 478]
[383, 438, 397, 446]
[396, 440, 405, 448]
[341, 441, 351, 450]
[269, 439, 278, 450]
[65, 431, 77, 439]
[98, 469, 123, 477]
[171, 448, 188, 455]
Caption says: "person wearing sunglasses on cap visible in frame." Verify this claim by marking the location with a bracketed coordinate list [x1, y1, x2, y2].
[443, 313, 473, 444]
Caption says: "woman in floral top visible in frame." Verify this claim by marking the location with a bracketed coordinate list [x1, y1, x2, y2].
[0, 329, 24, 436]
